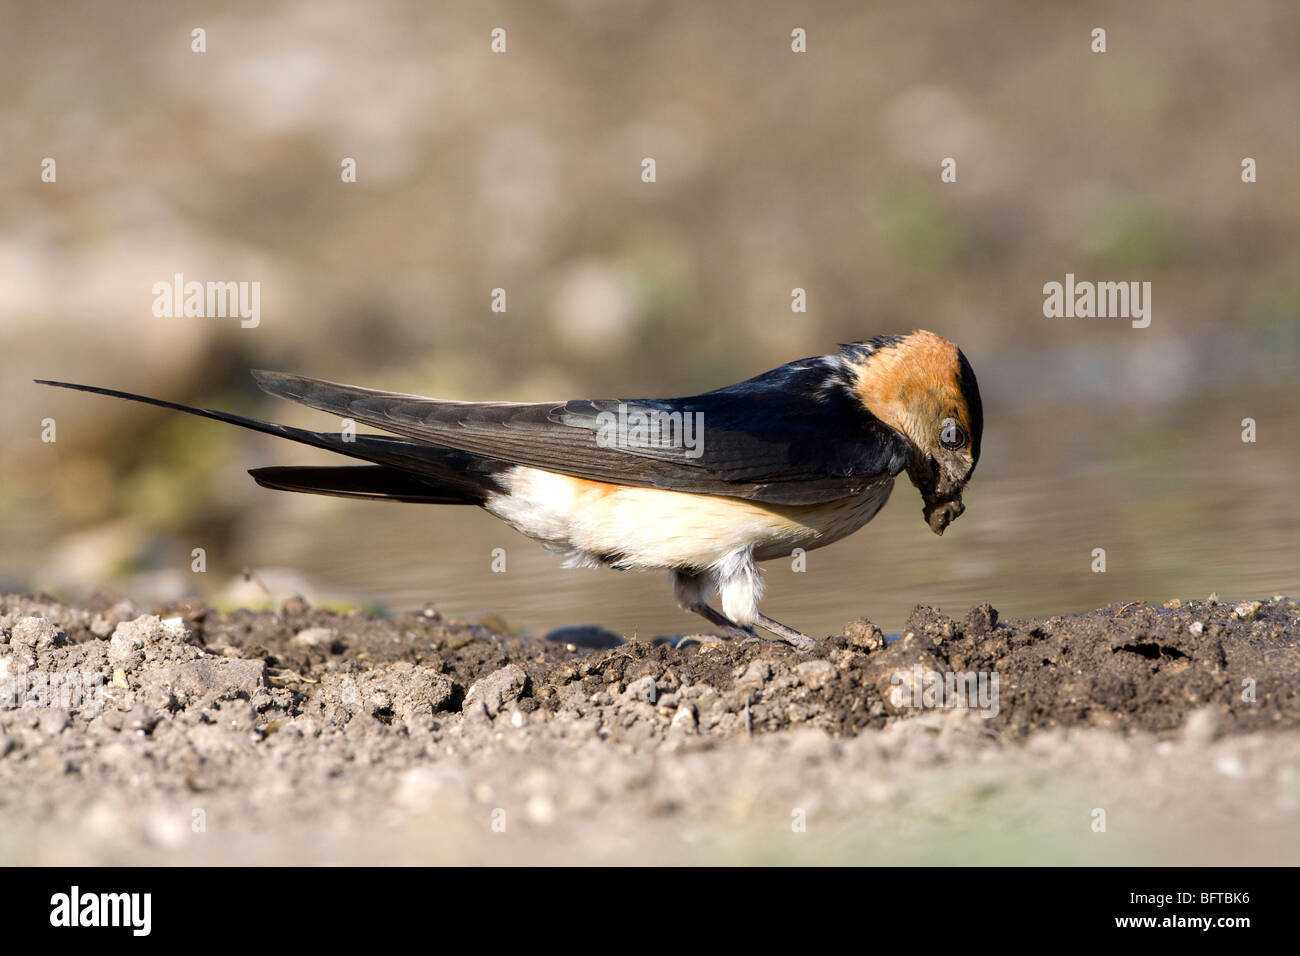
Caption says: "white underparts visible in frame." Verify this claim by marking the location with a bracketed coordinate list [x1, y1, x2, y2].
[484, 465, 895, 623]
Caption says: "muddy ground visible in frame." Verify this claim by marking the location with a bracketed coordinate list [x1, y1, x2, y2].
[1, 591, 1297, 864]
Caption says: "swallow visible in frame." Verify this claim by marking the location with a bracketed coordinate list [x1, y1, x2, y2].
[37, 328, 982, 650]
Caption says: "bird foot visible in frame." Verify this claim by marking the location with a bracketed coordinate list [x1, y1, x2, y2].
[688, 604, 815, 651]
[754, 614, 817, 651]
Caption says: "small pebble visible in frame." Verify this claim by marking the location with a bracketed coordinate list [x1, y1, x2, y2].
[1232, 601, 1262, 621]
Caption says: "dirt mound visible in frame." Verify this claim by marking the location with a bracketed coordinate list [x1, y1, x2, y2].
[2, 592, 1297, 865]
[3, 593, 1295, 745]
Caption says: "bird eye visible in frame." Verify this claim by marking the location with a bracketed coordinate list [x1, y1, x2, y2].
[940, 418, 966, 449]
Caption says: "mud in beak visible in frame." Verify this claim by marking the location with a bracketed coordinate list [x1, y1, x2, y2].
[924, 497, 965, 536]
[907, 454, 969, 536]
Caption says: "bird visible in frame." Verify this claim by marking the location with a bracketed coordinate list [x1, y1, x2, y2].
[37, 329, 982, 650]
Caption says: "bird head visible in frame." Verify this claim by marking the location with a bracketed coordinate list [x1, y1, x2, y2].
[844, 330, 983, 535]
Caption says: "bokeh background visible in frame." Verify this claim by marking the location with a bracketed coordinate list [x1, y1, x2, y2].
[3, 0, 1297, 638]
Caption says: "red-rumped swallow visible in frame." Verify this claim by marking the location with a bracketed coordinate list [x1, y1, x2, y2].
[38, 329, 982, 649]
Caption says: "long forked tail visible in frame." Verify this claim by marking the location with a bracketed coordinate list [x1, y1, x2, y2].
[34, 379, 507, 505]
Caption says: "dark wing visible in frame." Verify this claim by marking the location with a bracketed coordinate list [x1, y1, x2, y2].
[34, 379, 509, 503]
[253, 359, 909, 505]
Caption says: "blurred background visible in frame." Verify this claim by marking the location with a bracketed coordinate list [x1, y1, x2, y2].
[2, 0, 1297, 637]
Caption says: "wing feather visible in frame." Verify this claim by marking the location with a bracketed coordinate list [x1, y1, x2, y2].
[251, 360, 908, 505]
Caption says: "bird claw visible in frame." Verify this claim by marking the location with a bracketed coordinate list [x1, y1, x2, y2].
[754, 614, 817, 651]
